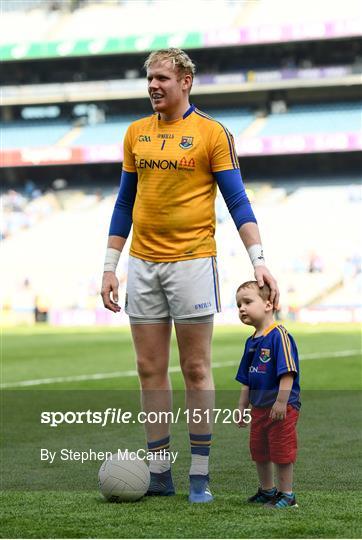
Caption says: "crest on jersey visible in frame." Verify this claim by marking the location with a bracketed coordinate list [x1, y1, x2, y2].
[259, 348, 271, 363]
[179, 136, 193, 149]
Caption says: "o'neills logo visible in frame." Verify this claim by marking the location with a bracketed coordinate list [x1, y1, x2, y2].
[136, 158, 177, 170]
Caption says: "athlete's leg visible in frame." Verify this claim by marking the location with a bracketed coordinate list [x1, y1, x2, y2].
[131, 321, 175, 494]
[175, 321, 214, 502]
[131, 322, 172, 442]
[175, 320, 214, 456]
[161, 257, 219, 501]
[175, 319, 214, 392]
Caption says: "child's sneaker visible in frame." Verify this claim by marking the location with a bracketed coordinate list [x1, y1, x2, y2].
[248, 487, 277, 504]
[146, 469, 175, 496]
[264, 491, 298, 509]
[189, 474, 213, 503]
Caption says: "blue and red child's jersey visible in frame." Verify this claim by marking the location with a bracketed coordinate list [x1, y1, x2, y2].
[235, 322, 301, 410]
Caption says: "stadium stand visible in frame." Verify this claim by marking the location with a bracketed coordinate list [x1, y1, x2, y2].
[70, 118, 130, 147]
[1, 182, 361, 326]
[320, 273, 362, 309]
[2, 103, 359, 151]
[1, 121, 71, 149]
[1, 0, 361, 325]
[244, 0, 361, 26]
[0, 1, 242, 45]
[67, 109, 256, 146]
[1, 0, 360, 45]
[259, 103, 362, 136]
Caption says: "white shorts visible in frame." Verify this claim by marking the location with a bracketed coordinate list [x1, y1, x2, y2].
[125, 256, 221, 320]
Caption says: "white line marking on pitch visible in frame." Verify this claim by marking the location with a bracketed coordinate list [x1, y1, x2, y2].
[1, 349, 360, 389]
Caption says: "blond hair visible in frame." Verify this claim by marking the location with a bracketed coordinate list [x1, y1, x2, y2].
[144, 48, 196, 80]
[236, 281, 271, 302]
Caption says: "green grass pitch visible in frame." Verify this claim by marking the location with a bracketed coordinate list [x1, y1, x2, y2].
[1, 323, 362, 538]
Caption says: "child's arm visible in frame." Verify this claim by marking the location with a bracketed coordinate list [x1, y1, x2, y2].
[237, 384, 250, 428]
[270, 373, 294, 421]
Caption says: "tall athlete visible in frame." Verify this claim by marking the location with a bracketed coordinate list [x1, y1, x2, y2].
[101, 48, 279, 503]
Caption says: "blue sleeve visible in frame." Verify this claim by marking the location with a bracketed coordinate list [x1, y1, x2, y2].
[109, 170, 138, 238]
[273, 328, 299, 378]
[235, 338, 251, 385]
[214, 169, 257, 229]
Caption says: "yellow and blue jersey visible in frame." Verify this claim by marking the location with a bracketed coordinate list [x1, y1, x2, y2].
[122, 104, 239, 262]
[235, 323, 301, 410]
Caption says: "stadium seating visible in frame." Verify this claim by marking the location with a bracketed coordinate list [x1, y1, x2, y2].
[3, 103, 359, 150]
[70, 110, 254, 146]
[259, 103, 362, 136]
[319, 273, 362, 308]
[1, 121, 70, 149]
[0, 8, 55, 44]
[1, 1, 361, 326]
[214, 182, 361, 318]
[0, 1, 242, 43]
[208, 109, 254, 136]
[1, 0, 359, 46]
[246, 0, 361, 26]
[2, 183, 360, 322]
[72, 117, 131, 146]
[0, 110, 255, 149]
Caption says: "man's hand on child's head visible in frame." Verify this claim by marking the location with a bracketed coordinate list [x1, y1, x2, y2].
[270, 400, 287, 421]
[254, 265, 279, 308]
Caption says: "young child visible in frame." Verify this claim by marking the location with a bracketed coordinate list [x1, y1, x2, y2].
[235, 280, 300, 509]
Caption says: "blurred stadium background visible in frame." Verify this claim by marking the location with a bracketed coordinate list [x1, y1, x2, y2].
[1, 0, 361, 328]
